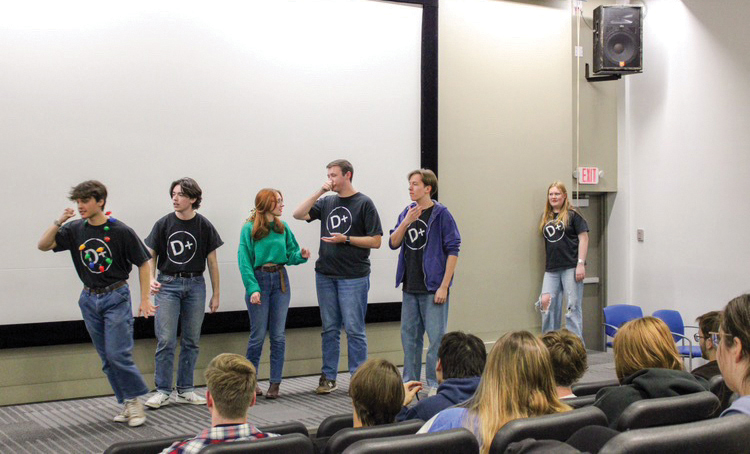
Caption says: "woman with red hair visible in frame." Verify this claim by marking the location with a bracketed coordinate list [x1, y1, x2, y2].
[238, 189, 310, 399]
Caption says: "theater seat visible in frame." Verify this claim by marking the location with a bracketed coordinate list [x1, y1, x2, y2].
[104, 434, 193, 454]
[322, 419, 424, 454]
[316, 413, 354, 438]
[571, 379, 620, 397]
[343, 428, 478, 454]
[258, 420, 310, 437]
[565, 394, 596, 408]
[489, 406, 608, 453]
[615, 391, 719, 431]
[200, 433, 314, 454]
[599, 414, 750, 454]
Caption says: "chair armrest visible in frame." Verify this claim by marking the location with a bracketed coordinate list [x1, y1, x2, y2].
[670, 332, 693, 350]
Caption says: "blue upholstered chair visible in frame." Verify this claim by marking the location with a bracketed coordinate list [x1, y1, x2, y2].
[652, 309, 702, 370]
[602, 304, 643, 351]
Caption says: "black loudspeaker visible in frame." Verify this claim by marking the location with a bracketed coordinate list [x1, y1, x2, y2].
[593, 5, 643, 74]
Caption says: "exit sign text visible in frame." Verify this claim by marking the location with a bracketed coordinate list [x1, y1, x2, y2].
[578, 167, 599, 185]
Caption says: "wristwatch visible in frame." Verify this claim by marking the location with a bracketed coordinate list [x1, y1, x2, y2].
[53, 219, 63, 227]
[346, 235, 351, 245]
[577, 259, 585, 265]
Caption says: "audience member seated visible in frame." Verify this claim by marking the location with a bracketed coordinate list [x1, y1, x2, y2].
[397, 331, 486, 422]
[692, 310, 733, 410]
[541, 329, 588, 399]
[419, 331, 571, 454]
[161, 354, 277, 453]
[717, 294, 750, 416]
[593, 316, 709, 428]
[314, 358, 405, 453]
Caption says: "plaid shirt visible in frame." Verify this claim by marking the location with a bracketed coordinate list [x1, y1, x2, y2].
[161, 423, 278, 454]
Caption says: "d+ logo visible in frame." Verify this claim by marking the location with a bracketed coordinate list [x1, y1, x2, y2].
[167, 231, 198, 265]
[326, 207, 353, 236]
[543, 219, 566, 243]
[405, 220, 428, 251]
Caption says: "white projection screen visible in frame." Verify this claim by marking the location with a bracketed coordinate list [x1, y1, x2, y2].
[0, 0, 424, 328]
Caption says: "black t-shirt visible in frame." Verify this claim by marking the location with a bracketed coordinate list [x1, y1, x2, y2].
[145, 212, 223, 275]
[54, 218, 151, 288]
[308, 192, 383, 278]
[543, 210, 589, 271]
[403, 205, 433, 293]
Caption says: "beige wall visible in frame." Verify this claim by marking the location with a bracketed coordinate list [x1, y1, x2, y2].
[1, 0, 620, 405]
[439, 0, 574, 340]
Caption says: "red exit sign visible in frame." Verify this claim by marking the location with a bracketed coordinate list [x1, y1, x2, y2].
[578, 167, 599, 185]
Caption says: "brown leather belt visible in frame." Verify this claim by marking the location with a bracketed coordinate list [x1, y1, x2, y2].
[258, 265, 287, 293]
[84, 280, 127, 295]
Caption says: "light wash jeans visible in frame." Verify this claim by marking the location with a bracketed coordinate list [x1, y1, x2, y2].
[401, 292, 449, 389]
[315, 272, 369, 380]
[153, 275, 206, 395]
[245, 268, 291, 384]
[78, 284, 149, 403]
[538, 267, 584, 339]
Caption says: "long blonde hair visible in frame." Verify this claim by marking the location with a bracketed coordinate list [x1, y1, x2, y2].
[613, 316, 683, 381]
[463, 331, 571, 454]
[538, 181, 575, 234]
[246, 188, 285, 240]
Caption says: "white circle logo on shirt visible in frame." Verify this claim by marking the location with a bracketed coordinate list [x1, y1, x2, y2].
[167, 231, 198, 265]
[405, 220, 428, 251]
[326, 207, 353, 236]
[79, 238, 113, 274]
[543, 219, 565, 243]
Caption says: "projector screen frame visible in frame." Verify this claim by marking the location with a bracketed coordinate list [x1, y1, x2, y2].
[0, 0, 438, 349]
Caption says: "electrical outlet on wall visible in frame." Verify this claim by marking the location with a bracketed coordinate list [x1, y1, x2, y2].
[637, 229, 644, 242]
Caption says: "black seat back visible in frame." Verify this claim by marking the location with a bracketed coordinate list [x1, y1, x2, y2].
[258, 420, 309, 437]
[600, 414, 750, 454]
[343, 428, 479, 454]
[200, 433, 314, 454]
[572, 379, 620, 397]
[615, 391, 719, 431]
[323, 419, 424, 454]
[104, 434, 193, 454]
[565, 395, 596, 408]
[489, 406, 608, 453]
[316, 413, 354, 438]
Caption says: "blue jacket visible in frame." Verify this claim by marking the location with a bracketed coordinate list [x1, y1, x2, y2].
[721, 395, 750, 417]
[396, 376, 480, 422]
[389, 201, 461, 292]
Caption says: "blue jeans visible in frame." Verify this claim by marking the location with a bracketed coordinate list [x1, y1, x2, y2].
[153, 275, 206, 395]
[538, 267, 584, 339]
[316, 273, 369, 380]
[245, 269, 291, 384]
[78, 284, 149, 404]
[401, 292, 449, 389]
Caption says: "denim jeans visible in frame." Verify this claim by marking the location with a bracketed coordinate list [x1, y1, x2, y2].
[245, 269, 291, 384]
[153, 275, 206, 395]
[315, 272, 369, 380]
[78, 284, 149, 404]
[538, 267, 584, 339]
[401, 292, 449, 389]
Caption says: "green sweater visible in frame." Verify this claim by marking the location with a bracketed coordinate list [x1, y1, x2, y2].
[237, 220, 307, 295]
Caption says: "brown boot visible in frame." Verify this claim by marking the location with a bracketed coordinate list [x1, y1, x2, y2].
[255, 384, 263, 396]
[266, 383, 280, 399]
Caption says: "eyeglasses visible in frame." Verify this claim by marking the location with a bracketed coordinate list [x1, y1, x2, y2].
[708, 331, 729, 346]
[693, 333, 704, 342]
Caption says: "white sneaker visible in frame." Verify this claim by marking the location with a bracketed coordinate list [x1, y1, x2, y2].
[113, 406, 130, 423]
[145, 392, 171, 409]
[124, 399, 146, 427]
[175, 391, 207, 405]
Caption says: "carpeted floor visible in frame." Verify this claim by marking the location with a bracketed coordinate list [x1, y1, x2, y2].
[0, 351, 616, 453]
